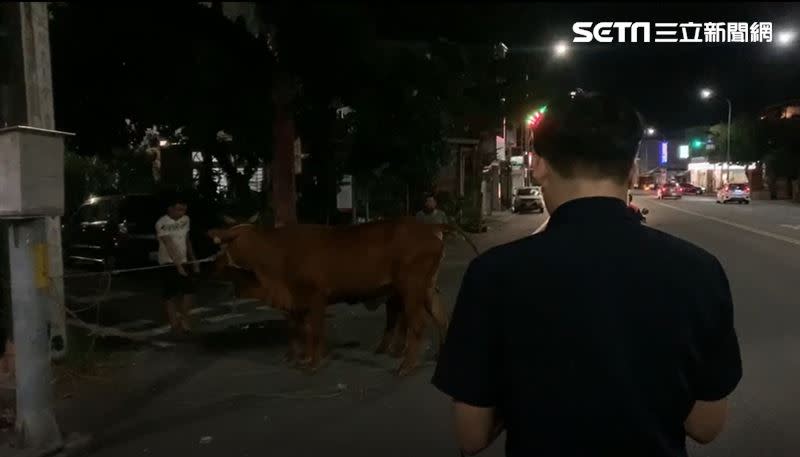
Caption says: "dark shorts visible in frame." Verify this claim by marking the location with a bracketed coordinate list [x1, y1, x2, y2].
[162, 265, 197, 300]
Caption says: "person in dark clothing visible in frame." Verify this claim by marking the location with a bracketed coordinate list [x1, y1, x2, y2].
[432, 92, 742, 456]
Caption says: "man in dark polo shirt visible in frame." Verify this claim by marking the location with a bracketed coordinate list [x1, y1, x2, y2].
[432, 92, 742, 456]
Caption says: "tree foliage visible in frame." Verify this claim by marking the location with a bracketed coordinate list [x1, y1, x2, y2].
[708, 115, 763, 165]
[49, 2, 273, 210]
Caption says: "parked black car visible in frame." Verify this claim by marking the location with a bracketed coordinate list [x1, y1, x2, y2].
[64, 194, 217, 269]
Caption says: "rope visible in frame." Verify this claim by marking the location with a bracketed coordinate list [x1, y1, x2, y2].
[63, 255, 220, 279]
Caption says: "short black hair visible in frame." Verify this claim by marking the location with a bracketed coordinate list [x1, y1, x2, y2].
[165, 193, 188, 208]
[533, 92, 643, 183]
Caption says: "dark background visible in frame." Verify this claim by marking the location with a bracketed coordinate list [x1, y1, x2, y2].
[371, 2, 800, 130]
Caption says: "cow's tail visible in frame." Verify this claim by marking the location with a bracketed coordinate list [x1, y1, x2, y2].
[439, 221, 480, 256]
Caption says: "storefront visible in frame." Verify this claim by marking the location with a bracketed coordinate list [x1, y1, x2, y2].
[687, 160, 754, 190]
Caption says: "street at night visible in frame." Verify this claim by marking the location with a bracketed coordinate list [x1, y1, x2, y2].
[3, 2, 800, 457]
[14, 195, 793, 457]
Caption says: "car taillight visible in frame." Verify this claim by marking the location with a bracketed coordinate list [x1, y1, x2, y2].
[745, 187, 750, 193]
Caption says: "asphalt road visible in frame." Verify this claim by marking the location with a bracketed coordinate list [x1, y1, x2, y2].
[641, 194, 800, 457]
[48, 198, 800, 457]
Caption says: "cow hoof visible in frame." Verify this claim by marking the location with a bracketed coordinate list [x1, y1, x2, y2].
[374, 342, 389, 355]
[387, 344, 405, 358]
[395, 366, 415, 377]
[283, 353, 298, 365]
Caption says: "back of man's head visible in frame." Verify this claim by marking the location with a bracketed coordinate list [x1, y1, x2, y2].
[534, 92, 643, 184]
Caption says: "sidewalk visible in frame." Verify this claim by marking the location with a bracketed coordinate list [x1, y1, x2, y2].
[1, 213, 527, 457]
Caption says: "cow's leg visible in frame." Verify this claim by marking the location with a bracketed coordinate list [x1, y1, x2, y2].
[284, 310, 306, 365]
[396, 288, 427, 377]
[427, 289, 449, 359]
[376, 295, 401, 354]
[304, 303, 327, 372]
[387, 306, 408, 358]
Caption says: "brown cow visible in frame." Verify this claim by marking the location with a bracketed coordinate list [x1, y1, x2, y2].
[208, 219, 452, 375]
[212, 263, 409, 361]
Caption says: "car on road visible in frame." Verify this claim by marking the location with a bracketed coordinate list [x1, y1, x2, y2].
[511, 186, 544, 213]
[657, 182, 683, 199]
[64, 194, 163, 269]
[717, 183, 751, 204]
[679, 183, 705, 195]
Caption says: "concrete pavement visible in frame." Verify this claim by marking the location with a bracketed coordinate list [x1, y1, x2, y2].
[42, 212, 548, 457]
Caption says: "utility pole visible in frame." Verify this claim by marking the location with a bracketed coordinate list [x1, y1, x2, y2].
[0, 2, 67, 451]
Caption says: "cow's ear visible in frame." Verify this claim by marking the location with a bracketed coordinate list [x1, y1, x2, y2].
[247, 213, 259, 224]
[222, 215, 237, 226]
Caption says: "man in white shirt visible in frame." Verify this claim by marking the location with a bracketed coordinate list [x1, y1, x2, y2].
[416, 195, 449, 225]
[156, 196, 198, 333]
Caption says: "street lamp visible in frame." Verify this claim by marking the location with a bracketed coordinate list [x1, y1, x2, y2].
[699, 87, 732, 183]
[553, 41, 569, 58]
[777, 30, 796, 46]
[645, 127, 656, 136]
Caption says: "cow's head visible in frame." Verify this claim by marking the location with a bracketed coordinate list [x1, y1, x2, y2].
[207, 213, 260, 273]
[208, 213, 259, 244]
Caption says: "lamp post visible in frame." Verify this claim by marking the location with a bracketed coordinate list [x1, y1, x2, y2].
[700, 88, 732, 184]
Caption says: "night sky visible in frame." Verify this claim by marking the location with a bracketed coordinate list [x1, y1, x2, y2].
[371, 2, 800, 132]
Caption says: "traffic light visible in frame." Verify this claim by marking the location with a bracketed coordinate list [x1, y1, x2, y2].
[527, 106, 547, 128]
[691, 138, 704, 149]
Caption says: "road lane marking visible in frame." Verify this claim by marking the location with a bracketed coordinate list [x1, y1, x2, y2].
[655, 202, 800, 248]
[780, 224, 800, 230]
[203, 313, 246, 323]
[189, 306, 213, 315]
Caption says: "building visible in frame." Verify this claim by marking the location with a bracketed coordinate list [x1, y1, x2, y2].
[635, 137, 691, 187]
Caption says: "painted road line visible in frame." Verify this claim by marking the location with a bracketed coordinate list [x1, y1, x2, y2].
[203, 313, 246, 323]
[779, 224, 800, 230]
[656, 202, 800, 248]
[220, 298, 261, 308]
[188, 306, 213, 315]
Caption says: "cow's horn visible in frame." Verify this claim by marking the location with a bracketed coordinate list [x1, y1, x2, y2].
[247, 213, 259, 224]
[223, 215, 237, 225]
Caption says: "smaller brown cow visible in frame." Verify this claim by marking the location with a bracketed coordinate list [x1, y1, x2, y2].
[208, 219, 455, 375]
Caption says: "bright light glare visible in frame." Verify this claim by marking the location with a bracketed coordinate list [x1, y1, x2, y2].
[159, 139, 169, 147]
[700, 88, 713, 99]
[777, 30, 796, 46]
[553, 41, 569, 57]
[645, 127, 656, 136]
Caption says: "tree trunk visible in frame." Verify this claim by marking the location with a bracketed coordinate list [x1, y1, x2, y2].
[271, 71, 297, 227]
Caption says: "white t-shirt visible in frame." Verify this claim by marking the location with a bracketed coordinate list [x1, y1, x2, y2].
[156, 215, 190, 265]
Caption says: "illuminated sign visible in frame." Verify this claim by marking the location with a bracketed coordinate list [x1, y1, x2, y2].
[678, 144, 689, 159]
[660, 142, 668, 164]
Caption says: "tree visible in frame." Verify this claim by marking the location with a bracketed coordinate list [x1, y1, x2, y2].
[49, 3, 274, 212]
[709, 115, 764, 165]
